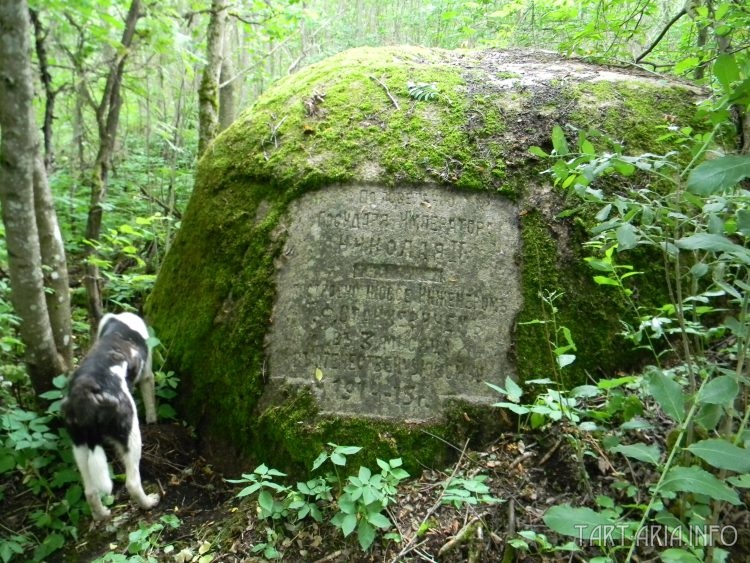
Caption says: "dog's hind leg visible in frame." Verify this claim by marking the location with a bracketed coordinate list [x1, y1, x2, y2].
[73, 445, 112, 521]
[117, 420, 160, 510]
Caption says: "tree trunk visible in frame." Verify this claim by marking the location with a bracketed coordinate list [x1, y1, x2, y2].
[219, 18, 237, 132]
[198, 0, 227, 156]
[82, 0, 141, 328]
[29, 8, 57, 172]
[0, 0, 69, 394]
[33, 155, 74, 370]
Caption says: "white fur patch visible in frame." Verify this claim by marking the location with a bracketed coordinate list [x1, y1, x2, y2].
[88, 445, 113, 495]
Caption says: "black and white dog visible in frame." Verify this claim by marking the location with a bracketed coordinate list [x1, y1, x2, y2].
[62, 312, 160, 521]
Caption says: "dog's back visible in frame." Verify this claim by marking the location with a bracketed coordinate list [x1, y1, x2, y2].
[63, 314, 149, 449]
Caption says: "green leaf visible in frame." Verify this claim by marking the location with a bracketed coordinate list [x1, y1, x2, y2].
[336, 445, 362, 456]
[528, 146, 548, 157]
[556, 354, 576, 369]
[367, 511, 392, 529]
[580, 139, 596, 156]
[330, 452, 347, 466]
[616, 223, 638, 251]
[595, 204, 612, 222]
[551, 125, 569, 156]
[504, 377, 523, 402]
[258, 490, 274, 513]
[714, 53, 739, 91]
[311, 452, 327, 471]
[646, 370, 685, 423]
[608, 443, 661, 465]
[661, 466, 740, 505]
[593, 275, 620, 287]
[727, 474, 750, 488]
[686, 155, 750, 195]
[736, 209, 750, 236]
[676, 233, 749, 259]
[613, 159, 635, 176]
[358, 466, 372, 482]
[357, 519, 376, 550]
[687, 439, 750, 473]
[543, 505, 624, 540]
[341, 513, 357, 537]
[697, 375, 739, 407]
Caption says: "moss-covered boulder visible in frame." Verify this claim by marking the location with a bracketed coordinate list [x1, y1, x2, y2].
[146, 47, 702, 474]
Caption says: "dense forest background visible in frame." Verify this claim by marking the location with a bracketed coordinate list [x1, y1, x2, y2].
[1, 0, 750, 561]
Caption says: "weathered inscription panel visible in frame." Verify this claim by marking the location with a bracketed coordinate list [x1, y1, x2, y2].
[267, 185, 522, 420]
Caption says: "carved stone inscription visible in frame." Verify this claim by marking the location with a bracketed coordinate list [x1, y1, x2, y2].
[267, 185, 522, 420]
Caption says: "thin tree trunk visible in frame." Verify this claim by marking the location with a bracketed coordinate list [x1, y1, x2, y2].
[29, 8, 56, 172]
[33, 155, 73, 370]
[82, 0, 141, 327]
[219, 17, 237, 132]
[198, 0, 227, 156]
[0, 0, 68, 394]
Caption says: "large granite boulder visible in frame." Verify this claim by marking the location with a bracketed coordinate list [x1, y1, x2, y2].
[146, 47, 702, 472]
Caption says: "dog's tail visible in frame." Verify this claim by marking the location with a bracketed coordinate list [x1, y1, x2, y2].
[88, 445, 113, 496]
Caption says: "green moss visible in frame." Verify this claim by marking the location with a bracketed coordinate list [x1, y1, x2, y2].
[147, 47, 705, 474]
[252, 385, 508, 477]
[571, 79, 701, 154]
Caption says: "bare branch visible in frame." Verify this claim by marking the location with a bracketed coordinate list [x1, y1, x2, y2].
[635, 6, 687, 63]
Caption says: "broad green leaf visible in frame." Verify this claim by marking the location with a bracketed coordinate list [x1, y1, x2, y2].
[551, 125, 569, 156]
[661, 466, 740, 505]
[598, 376, 638, 389]
[505, 377, 523, 402]
[737, 209, 750, 236]
[613, 160, 635, 176]
[608, 443, 661, 465]
[367, 511, 392, 529]
[687, 155, 750, 195]
[646, 370, 685, 423]
[492, 402, 530, 415]
[358, 466, 372, 482]
[675, 232, 743, 253]
[357, 519, 376, 550]
[543, 505, 625, 540]
[528, 146, 548, 157]
[714, 53, 739, 91]
[341, 513, 357, 536]
[593, 275, 620, 287]
[330, 452, 347, 466]
[697, 375, 739, 407]
[258, 490, 274, 513]
[556, 354, 576, 369]
[595, 204, 612, 222]
[580, 139, 595, 156]
[687, 439, 750, 473]
[311, 452, 327, 471]
[616, 223, 638, 251]
[727, 474, 750, 488]
[694, 403, 723, 430]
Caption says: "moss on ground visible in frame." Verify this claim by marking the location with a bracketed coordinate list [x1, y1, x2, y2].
[147, 47, 705, 473]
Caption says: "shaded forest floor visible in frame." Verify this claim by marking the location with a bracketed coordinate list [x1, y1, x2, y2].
[5, 414, 736, 562]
